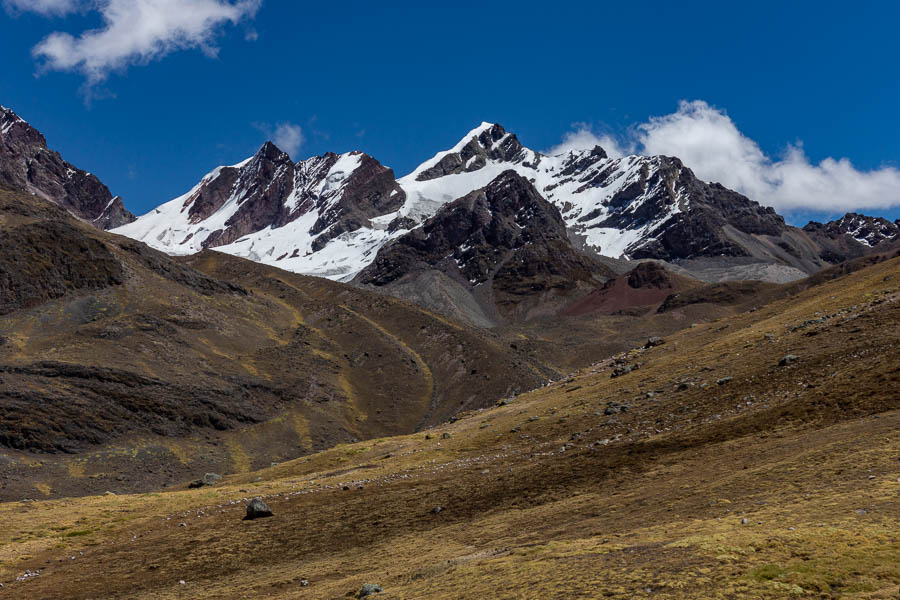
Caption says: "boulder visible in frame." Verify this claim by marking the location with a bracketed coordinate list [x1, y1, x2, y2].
[358, 583, 383, 598]
[645, 336, 665, 348]
[243, 498, 273, 520]
[779, 354, 799, 367]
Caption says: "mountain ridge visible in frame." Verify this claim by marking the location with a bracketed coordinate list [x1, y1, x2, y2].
[0, 105, 134, 229]
[112, 121, 899, 289]
[2, 103, 898, 293]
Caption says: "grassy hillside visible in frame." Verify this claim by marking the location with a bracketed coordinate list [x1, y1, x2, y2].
[0, 188, 552, 498]
[1, 249, 897, 598]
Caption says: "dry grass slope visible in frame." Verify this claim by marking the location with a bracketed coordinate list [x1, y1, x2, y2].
[0, 252, 897, 599]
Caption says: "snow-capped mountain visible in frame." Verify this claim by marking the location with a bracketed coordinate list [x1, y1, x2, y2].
[114, 122, 808, 282]
[0, 105, 134, 229]
[112, 121, 900, 285]
[397, 123, 798, 264]
[114, 142, 405, 280]
[804, 213, 899, 248]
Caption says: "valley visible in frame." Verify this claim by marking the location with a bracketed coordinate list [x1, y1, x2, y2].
[0, 243, 896, 599]
[1, 101, 898, 599]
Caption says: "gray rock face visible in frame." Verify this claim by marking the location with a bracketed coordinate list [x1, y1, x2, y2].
[243, 497, 273, 520]
[0, 105, 135, 229]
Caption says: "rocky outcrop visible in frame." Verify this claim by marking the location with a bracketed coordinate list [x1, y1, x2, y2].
[0, 219, 124, 315]
[193, 142, 297, 248]
[561, 261, 699, 317]
[0, 187, 241, 316]
[0, 105, 134, 229]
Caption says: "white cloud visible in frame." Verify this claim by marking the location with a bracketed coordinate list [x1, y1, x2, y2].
[545, 122, 627, 159]
[31, 0, 261, 84]
[270, 122, 303, 158]
[3, 0, 82, 16]
[637, 100, 900, 213]
[552, 101, 900, 214]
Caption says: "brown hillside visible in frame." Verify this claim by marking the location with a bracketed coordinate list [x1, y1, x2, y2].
[2, 247, 897, 599]
[0, 188, 552, 499]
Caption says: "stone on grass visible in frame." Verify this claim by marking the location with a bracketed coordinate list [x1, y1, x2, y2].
[243, 497, 273, 520]
[358, 583, 383, 597]
[611, 364, 639, 378]
[645, 336, 665, 348]
[778, 354, 799, 367]
[189, 472, 222, 489]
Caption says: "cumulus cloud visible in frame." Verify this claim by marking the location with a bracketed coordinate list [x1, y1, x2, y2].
[30, 0, 261, 84]
[545, 122, 627, 159]
[551, 101, 900, 214]
[270, 122, 303, 158]
[3, 0, 82, 16]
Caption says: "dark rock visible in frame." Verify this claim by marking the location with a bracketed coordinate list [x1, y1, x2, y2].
[414, 124, 525, 181]
[173, 143, 405, 254]
[779, 354, 799, 367]
[243, 498, 273, 520]
[804, 213, 900, 262]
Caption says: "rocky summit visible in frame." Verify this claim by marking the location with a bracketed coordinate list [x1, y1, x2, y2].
[357, 170, 614, 325]
[0, 105, 134, 229]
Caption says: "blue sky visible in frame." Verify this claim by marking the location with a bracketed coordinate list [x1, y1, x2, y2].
[1, 0, 899, 223]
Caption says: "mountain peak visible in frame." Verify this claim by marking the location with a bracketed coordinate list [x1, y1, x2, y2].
[252, 140, 292, 163]
[411, 122, 526, 182]
[0, 102, 134, 229]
